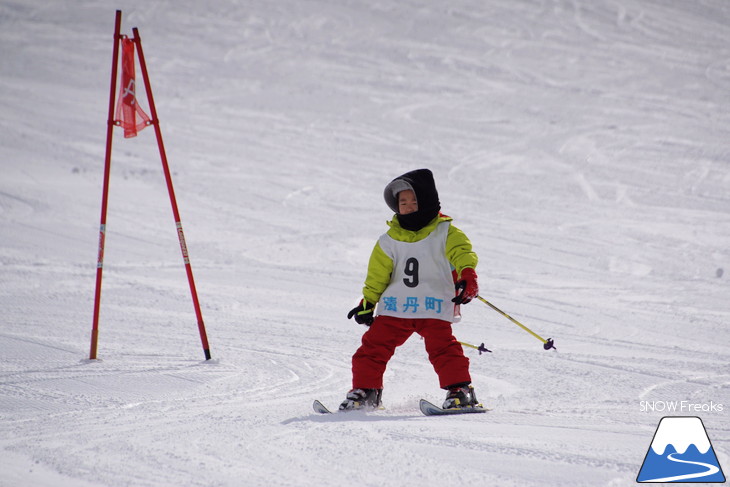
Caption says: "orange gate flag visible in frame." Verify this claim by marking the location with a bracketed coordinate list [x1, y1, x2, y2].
[114, 37, 151, 138]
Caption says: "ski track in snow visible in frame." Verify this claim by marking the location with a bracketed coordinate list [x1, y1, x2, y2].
[1, 0, 729, 486]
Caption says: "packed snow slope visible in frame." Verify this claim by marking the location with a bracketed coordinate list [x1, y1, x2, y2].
[1, 1, 729, 486]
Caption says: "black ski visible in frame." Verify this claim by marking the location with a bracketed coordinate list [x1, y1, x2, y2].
[419, 398, 490, 416]
[313, 400, 333, 414]
[314, 398, 488, 416]
[312, 400, 386, 414]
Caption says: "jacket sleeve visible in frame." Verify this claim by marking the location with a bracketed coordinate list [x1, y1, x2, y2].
[362, 241, 393, 304]
[446, 224, 478, 276]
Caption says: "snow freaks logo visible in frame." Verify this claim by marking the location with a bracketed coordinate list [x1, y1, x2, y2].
[637, 416, 726, 483]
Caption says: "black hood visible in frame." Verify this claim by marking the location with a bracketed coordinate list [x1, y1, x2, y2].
[383, 168, 441, 231]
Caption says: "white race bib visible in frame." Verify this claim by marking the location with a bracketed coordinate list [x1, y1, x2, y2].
[376, 222, 458, 321]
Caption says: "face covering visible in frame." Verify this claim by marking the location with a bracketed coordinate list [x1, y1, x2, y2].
[383, 168, 440, 231]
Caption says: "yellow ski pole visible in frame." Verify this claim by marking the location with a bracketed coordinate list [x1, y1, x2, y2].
[458, 340, 492, 355]
[476, 295, 556, 351]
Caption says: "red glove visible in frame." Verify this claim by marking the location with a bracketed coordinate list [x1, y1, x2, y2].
[452, 268, 478, 304]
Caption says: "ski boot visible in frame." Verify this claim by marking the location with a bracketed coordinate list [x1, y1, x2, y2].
[338, 388, 383, 411]
[443, 383, 478, 409]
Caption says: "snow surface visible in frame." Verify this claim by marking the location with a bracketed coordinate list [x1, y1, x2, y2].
[1, 0, 729, 486]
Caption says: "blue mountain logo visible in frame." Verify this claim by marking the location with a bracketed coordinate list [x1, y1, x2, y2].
[637, 416, 725, 483]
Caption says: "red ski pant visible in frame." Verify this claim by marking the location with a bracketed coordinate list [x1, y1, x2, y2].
[351, 315, 471, 390]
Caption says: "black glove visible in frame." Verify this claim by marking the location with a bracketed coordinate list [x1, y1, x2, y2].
[347, 299, 375, 326]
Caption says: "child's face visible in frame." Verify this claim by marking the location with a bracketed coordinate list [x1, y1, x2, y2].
[398, 190, 418, 215]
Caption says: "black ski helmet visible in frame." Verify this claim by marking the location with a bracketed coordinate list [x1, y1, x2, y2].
[383, 168, 441, 231]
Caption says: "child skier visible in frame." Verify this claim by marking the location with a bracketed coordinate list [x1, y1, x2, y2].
[340, 168, 480, 411]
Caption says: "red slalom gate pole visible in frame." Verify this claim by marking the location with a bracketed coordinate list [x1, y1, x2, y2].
[132, 27, 212, 360]
[90, 10, 123, 360]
